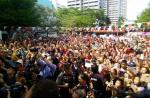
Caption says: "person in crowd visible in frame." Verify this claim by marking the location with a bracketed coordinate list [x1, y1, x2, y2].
[131, 76, 145, 93]
[90, 64, 105, 98]
[71, 73, 90, 93]
[25, 80, 59, 98]
[56, 63, 75, 98]
[72, 89, 86, 98]
[5, 66, 17, 86]
[106, 78, 128, 98]
[0, 28, 150, 98]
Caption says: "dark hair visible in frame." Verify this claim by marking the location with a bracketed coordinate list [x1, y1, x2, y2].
[91, 65, 98, 74]
[114, 78, 124, 87]
[30, 80, 59, 98]
[135, 49, 143, 55]
[64, 63, 71, 70]
[142, 67, 149, 74]
[10, 84, 26, 98]
[16, 49, 23, 58]
[79, 73, 90, 86]
[29, 47, 39, 52]
[131, 89, 150, 98]
[74, 89, 86, 98]
[121, 60, 127, 65]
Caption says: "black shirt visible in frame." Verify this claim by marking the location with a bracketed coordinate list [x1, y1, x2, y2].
[56, 72, 75, 98]
[90, 73, 105, 92]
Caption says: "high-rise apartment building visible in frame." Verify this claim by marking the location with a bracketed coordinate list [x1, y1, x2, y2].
[67, 0, 106, 10]
[67, 0, 127, 25]
[67, 0, 81, 9]
[106, 0, 127, 24]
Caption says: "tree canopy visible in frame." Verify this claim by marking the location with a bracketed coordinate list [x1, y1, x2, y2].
[118, 16, 124, 28]
[55, 8, 111, 27]
[0, 0, 41, 27]
[137, 7, 150, 22]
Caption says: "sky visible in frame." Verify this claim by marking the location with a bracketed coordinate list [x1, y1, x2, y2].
[55, 0, 150, 21]
[127, 0, 150, 20]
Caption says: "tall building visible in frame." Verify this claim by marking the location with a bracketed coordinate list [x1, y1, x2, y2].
[67, 0, 106, 10]
[106, 0, 127, 25]
[67, 0, 127, 25]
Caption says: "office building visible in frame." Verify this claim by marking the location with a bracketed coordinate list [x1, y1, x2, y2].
[106, 0, 127, 24]
[67, 0, 106, 10]
[67, 0, 127, 25]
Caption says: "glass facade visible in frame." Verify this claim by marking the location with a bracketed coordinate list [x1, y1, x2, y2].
[37, 0, 53, 8]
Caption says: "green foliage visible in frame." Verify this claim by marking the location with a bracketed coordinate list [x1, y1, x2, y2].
[36, 5, 53, 26]
[137, 7, 150, 22]
[55, 8, 111, 27]
[0, 0, 41, 26]
[118, 16, 124, 28]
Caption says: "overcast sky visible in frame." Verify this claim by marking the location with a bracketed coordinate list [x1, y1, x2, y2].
[54, 0, 150, 20]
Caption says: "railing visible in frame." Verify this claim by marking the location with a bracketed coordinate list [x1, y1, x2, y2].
[79, 30, 126, 35]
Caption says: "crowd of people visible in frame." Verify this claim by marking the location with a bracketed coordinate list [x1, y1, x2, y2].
[0, 31, 150, 98]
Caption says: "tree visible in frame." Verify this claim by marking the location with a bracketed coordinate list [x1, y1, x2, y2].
[105, 16, 111, 25]
[118, 16, 124, 28]
[137, 7, 150, 22]
[55, 8, 110, 28]
[137, 6, 150, 30]
[0, 0, 41, 27]
[56, 8, 81, 27]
